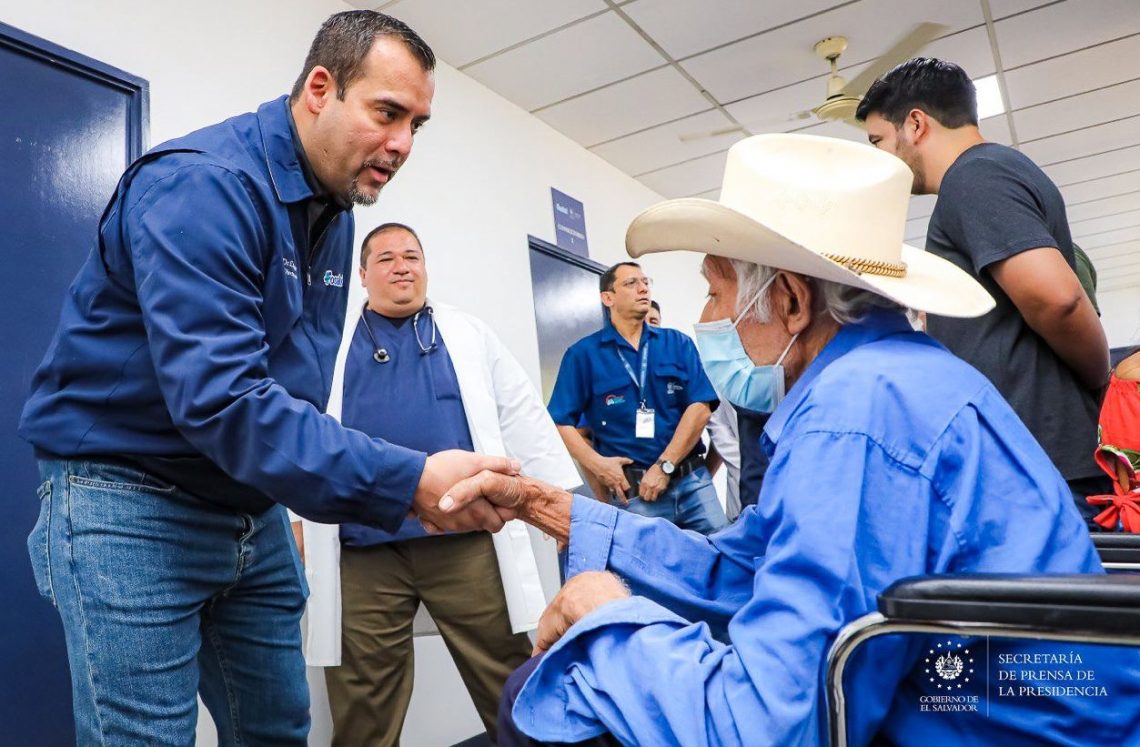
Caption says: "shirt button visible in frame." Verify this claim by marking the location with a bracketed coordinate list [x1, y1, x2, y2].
[601, 421, 607, 426]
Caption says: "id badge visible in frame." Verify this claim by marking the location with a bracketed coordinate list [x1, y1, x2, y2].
[636, 407, 655, 439]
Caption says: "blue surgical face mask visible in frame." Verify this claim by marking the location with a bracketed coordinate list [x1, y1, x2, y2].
[694, 274, 799, 414]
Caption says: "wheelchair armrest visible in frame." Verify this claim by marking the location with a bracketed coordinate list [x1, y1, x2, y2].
[1093, 533, 1140, 564]
[877, 574, 1140, 634]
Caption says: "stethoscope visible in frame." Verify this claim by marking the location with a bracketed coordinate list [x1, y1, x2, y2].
[360, 302, 437, 364]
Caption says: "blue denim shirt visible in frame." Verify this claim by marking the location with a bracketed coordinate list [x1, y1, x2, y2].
[19, 97, 425, 529]
[514, 310, 1140, 746]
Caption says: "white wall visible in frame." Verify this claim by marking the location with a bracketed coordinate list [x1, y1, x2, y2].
[1098, 288, 1140, 349]
[3, 0, 713, 744]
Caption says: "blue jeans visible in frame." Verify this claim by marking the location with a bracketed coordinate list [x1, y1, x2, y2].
[614, 467, 727, 534]
[27, 458, 310, 746]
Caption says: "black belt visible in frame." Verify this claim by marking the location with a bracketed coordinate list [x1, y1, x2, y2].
[622, 453, 704, 495]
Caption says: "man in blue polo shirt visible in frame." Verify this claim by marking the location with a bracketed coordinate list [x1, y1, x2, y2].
[548, 262, 726, 533]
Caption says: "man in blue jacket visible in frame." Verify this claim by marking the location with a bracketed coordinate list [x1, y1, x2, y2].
[20, 11, 516, 745]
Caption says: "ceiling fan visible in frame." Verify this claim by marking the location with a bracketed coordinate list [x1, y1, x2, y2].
[680, 22, 948, 142]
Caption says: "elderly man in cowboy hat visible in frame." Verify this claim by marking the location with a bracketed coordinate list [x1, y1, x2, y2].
[439, 134, 1140, 746]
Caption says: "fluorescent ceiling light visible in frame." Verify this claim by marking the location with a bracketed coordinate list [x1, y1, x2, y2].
[973, 75, 1006, 120]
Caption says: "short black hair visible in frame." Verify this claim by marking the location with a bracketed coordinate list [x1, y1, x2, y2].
[855, 57, 978, 128]
[291, 11, 435, 102]
[600, 262, 641, 292]
[650, 300, 661, 312]
[360, 222, 422, 268]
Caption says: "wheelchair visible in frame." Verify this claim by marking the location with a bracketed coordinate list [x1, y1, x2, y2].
[826, 534, 1140, 746]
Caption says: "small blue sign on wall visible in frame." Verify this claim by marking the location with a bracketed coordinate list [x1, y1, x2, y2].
[551, 187, 588, 257]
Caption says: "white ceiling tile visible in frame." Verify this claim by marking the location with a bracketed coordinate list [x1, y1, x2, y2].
[637, 150, 729, 198]
[792, 119, 870, 144]
[1044, 145, 1140, 185]
[1088, 239, 1140, 263]
[994, 0, 1140, 69]
[535, 66, 711, 145]
[1013, 78, 1140, 142]
[681, 0, 985, 104]
[622, 0, 842, 60]
[1062, 172, 1140, 205]
[464, 11, 664, 111]
[693, 188, 722, 200]
[907, 194, 939, 220]
[1002, 34, 1140, 110]
[1070, 209, 1140, 239]
[590, 109, 744, 176]
[914, 25, 997, 78]
[1022, 115, 1140, 165]
[1088, 248, 1140, 271]
[905, 214, 931, 241]
[721, 29, 994, 142]
[1066, 191, 1140, 222]
[987, 1, 1057, 19]
[979, 114, 1014, 145]
[1076, 223, 1140, 249]
[386, 0, 606, 68]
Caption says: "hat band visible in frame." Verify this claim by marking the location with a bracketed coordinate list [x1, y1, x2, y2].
[822, 253, 908, 278]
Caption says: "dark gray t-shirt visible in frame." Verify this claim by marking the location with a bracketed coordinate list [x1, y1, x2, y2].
[926, 142, 1101, 482]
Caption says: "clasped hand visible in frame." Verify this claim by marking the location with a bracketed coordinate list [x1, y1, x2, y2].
[411, 449, 522, 533]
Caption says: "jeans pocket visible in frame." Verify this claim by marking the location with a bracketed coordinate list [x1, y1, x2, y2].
[27, 480, 55, 607]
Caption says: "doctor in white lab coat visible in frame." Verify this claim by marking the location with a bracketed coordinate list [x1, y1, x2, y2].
[296, 223, 580, 744]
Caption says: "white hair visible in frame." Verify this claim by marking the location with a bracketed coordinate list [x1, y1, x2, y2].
[729, 259, 906, 326]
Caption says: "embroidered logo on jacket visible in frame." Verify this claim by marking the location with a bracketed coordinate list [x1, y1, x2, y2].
[604, 393, 626, 406]
[322, 270, 344, 287]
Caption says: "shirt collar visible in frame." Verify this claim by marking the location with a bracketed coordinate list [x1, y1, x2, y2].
[257, 95, 349, 209]
[763, 309, 915, 447]
[600, 316, 660, 349]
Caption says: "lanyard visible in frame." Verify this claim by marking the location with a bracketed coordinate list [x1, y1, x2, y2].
[617, 338, 650, 408]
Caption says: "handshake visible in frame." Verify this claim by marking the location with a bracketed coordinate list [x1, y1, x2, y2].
[413, 450, 628, 656]
[411, 449, 572, 543]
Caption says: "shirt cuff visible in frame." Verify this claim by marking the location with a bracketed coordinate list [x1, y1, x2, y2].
[512, 595, 687, 742]
[566, 494, 620, 578]
[361, 443, 427, 532]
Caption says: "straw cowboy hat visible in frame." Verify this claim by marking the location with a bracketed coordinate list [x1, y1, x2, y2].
[626, 133, 993, 318]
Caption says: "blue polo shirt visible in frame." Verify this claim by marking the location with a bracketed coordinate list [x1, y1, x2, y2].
[339, 307, 474, 546]
[548, 320, 717, 467]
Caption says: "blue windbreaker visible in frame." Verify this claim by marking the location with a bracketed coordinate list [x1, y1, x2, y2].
[19, 96, 425, 529]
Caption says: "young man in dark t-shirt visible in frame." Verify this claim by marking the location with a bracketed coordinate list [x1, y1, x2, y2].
[856, 57, 1113, 527]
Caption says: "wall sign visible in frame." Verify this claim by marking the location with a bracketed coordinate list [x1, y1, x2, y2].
[551, 187, 588, 257]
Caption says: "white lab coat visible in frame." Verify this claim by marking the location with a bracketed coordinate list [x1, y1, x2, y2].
[298, 299, 580, 667]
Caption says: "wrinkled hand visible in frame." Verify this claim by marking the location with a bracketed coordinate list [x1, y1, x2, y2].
[533, 571, 630, 655]
[590, 455, 633, 504]
[439, 471, 574, 544]
[413, 450, 521, 534]
[637, 464, 670, 502]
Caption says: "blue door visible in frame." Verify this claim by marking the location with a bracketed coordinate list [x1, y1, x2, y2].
[527, 236, 606, 402]
[0, 22, 146, 744]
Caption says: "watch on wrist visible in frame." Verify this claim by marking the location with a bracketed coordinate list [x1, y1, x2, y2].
[656, 458, 675, 475]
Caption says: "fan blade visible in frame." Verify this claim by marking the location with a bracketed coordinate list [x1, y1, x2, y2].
[678, 125, 744, 143]
[843, 22, 948, 97]
[677, 110, 813, 142]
